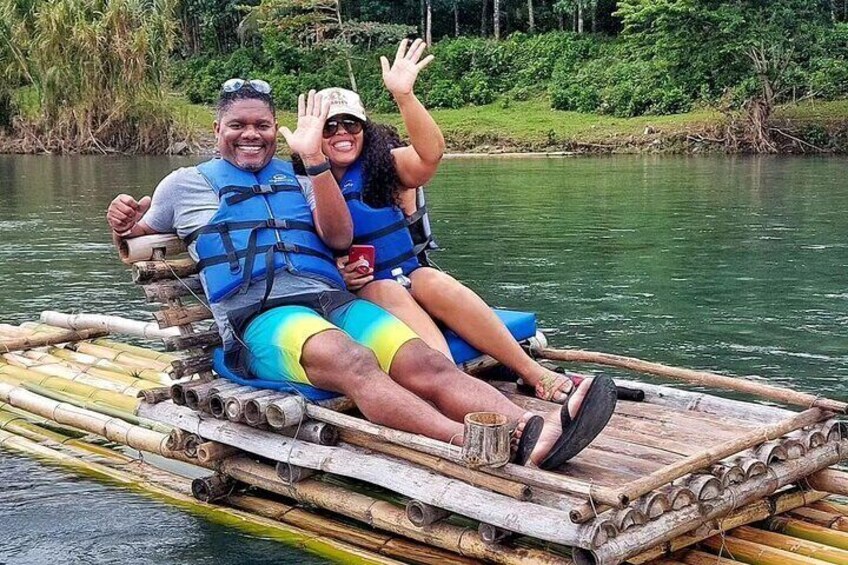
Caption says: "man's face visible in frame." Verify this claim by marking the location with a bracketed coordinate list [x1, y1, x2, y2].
[214, 99, 277, 172]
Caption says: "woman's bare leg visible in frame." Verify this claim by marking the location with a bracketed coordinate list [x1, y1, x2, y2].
[409, 267, 568, 400]
[357, 279, 454, 360]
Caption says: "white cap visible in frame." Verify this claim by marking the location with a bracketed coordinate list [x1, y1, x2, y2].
[317, 87, 367, 122]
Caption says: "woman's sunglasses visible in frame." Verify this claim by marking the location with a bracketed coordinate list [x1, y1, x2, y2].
[323, 118, 364, 138]
[221, 78, 272, 94]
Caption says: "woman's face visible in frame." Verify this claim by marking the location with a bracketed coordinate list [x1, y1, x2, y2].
[321, 114, 365, 169]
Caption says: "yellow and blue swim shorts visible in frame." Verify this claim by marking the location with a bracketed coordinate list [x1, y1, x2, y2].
[242, 298, 418, 399]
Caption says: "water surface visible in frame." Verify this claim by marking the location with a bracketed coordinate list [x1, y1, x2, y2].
[0, 154, 846, 563]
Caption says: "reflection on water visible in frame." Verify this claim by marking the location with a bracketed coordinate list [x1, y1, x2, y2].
[1, 154, 847, 563]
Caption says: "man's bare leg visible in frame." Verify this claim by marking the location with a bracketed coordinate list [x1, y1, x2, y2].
[301, 329, 464, 443]
[389, 339, 596, 463]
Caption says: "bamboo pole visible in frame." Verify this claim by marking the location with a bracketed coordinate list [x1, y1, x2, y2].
[700, 534, 833, 565]
[339, 429, 543, 503]
[224, 494, 479, 565]
[677, 550, 747, 564]
[807, 469, 848, 496]
[91, 338, 180, 363]
[791, 507, 848, 533]
[4, 352, 148, 396]
[303, 402, 615, 505]
[728, 525, 848, 564]
[119, 233, 187, 263]
[21, 383, 171, 433]
[588, 407, 828, 510]
[768, 516, 848, 551]
[538, 348, 848, 413]
[0, 328, 109, 353]
[43, 347, 172, 385]
[132, 258, 198, 283]
[216, 456, 573, 565]
[0, 428, 401, 565]
[0, 361, 139, 412]
[140, 401, 604, 549]
[16, 348, 163, 390]
[71, 342, 172, 371]
[629, 488, 829, 563]
[38, 311, 181, 340]
[582, 441, 846, 565]
[0, 381, 168, 455]
[811, 500, 848, 517]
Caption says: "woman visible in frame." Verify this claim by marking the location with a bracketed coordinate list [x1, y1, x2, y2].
[293, 39, 579, 404]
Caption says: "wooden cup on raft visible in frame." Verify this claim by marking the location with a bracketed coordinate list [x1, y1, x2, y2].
[462, 412, 512, 469]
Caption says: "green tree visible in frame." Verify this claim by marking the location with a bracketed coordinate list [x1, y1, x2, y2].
[253, 0, 413, 90]
[0, 0, 188, 152]
[617, 0, 834, 151]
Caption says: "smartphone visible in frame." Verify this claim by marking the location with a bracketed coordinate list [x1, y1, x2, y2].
[348, 244, 376, 275]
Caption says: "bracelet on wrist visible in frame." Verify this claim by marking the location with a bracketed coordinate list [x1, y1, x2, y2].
[305, 158, 331, 177]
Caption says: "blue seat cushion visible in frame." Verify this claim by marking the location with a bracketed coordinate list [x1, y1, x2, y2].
[446, 309, 537, 365]
[212, 308, 537, 399]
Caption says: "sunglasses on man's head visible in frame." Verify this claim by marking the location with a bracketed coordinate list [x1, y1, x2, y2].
[221, 78, 272, 95]
[322, 118, 364, 138]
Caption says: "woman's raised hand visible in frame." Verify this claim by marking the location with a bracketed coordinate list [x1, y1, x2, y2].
[381, 38, 435, 98]
[279, 90, 330, 160]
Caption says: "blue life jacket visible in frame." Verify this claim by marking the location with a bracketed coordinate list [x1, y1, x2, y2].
[341, 160, 423, 280]
[188, 158, 344, 303]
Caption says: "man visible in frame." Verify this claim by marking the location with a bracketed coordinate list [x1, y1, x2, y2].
[107, 80, 615, 469]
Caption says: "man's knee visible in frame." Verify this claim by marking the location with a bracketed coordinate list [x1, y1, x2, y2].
[397, 339, 458, 381]
[302, 330, 381, 389]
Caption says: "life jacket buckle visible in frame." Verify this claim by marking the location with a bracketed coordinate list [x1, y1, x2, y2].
[391, 267, 412, 289]
[252, 184, 273, 194]
[266, 219, 288, 229]
[274, 241, 300, 253]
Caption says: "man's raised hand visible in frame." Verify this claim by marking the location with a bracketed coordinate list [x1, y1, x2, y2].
[107, 194, 150, 235]
[279, 90, 331, 162]
[381, 38, 435, 98]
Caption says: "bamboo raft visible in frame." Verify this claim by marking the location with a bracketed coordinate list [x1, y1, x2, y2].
[2, 234, 848, 565]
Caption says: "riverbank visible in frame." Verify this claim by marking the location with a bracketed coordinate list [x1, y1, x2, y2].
[3, 96, 848, 155]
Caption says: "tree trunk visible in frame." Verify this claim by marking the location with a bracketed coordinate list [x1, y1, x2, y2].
[577, 1, 584, 34]
[426, 0, 432, 45]
[454, 0, 459, 36]
[528, 0, 534, 33]
[481, 0, 488, 36]
[420, 0, 425, 38]
[493, 0, 500, 39]
[592, 0, 597, 32]
[335, 0, 358, 91]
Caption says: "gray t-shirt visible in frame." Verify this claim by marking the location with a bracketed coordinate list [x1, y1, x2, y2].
[144, 166, 335, 346]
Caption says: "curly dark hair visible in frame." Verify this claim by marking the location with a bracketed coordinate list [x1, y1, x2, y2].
[293, 120, 407, 208]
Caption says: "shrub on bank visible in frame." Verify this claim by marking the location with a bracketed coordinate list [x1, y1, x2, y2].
[171, 28, 848, 118]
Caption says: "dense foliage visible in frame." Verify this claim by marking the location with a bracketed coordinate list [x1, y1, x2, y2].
[0, 0, 191, 152]
[169, 0, 848, 120]
[3, 0, 848, 153]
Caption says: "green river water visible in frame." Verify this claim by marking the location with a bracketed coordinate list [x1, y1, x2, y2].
[0, 154, 846, 564]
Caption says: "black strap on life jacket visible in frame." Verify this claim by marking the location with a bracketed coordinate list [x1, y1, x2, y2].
[375, 248, 418, 273]
[186, 219, 316, 275]
[219, 183, 301, 206]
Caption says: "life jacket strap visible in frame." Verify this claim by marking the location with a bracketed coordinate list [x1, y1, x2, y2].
[185, 219, 315, 246]
[223, 183, 302, 205]
[375, 248, 418, 273]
